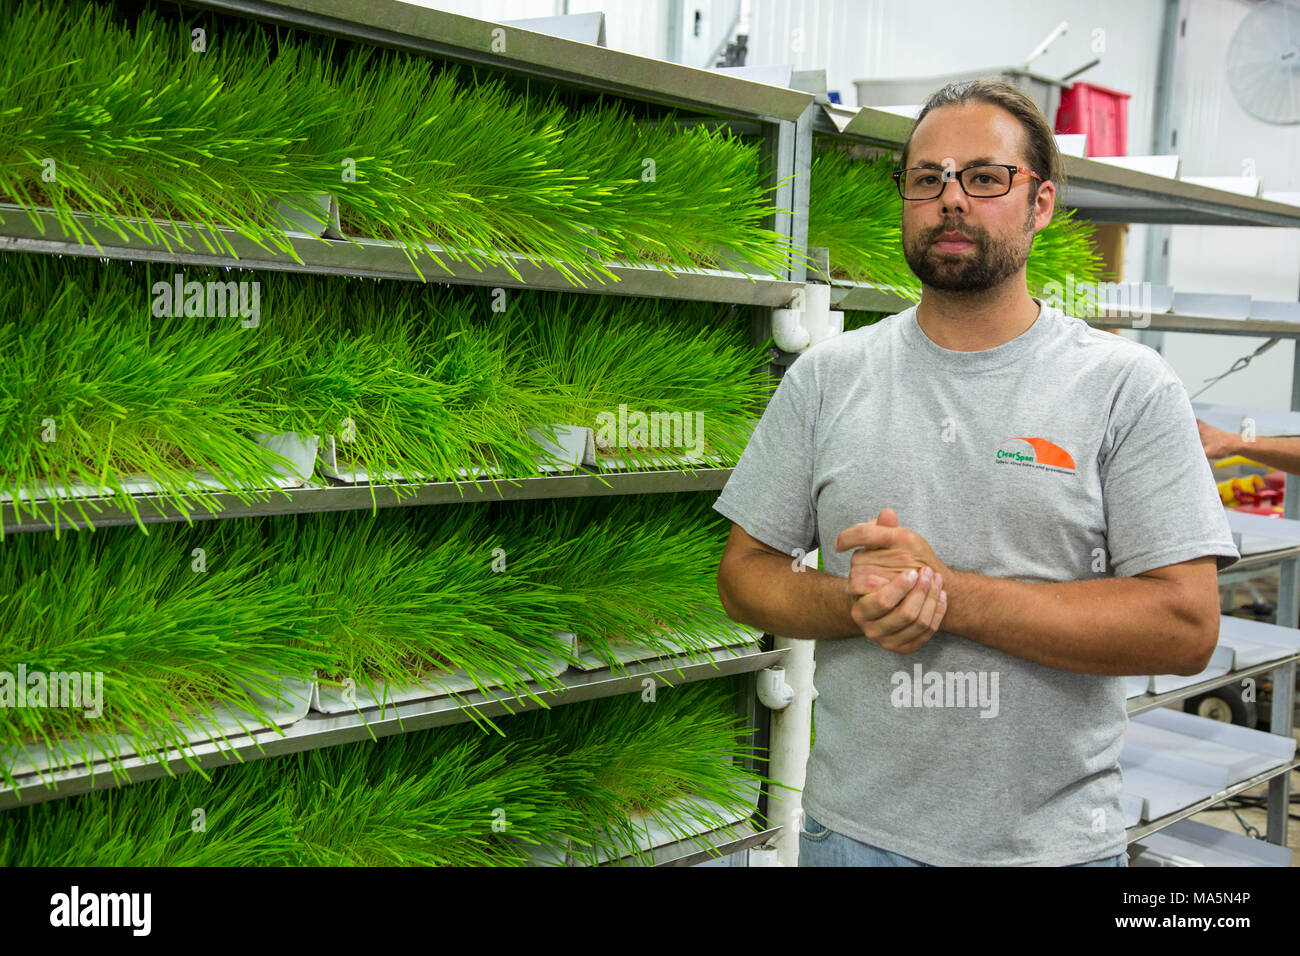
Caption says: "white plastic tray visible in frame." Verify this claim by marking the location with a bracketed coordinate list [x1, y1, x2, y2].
[1130, 708, 1295, 785]
[1227, 509, 1300, 544]
[310, 632, 576, 715]
[1248, 300, 1300, 324]
[2, 674, 314, 784]
[1091, 154, 1180, 178]
[1054, 134, 1087, 157]
[1170, 292, 1252, 320]
[1179, 175, 1261, 197]
[1119, 790, 1145, 828]
[1147, 645, 1235, 695]
[1216, 614, 1300, 668]
[572, 621, 762, 672]
[319, 423, 594, 482]
[577, 790, 761, 866]
[1130, 817, 1292, 867]
[317, 434, 497, 483]
[1126, 676, 1152, 700]
[1119, 742, 1228, 822]
[1092, 281, 1174, 316]
[0, 431, 318, 503]
[528, 425, 592, 474]
[517, 839, 570, 867]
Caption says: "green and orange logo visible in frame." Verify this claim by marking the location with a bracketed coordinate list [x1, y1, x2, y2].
[995, 437, 1076, 473]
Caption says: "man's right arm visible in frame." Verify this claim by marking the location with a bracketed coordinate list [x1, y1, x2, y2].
[716, 523, 946, 646]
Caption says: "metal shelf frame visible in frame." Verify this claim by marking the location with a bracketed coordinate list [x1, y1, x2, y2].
[0, 644, 789, 812]
[0, 206, 802, 308]
[1, 467, 735, 536]
[1088, 312, 1300, 338]
[1125, 756, 1300, 845]
[1225, 544, 1300, 575]
[1126, 653, 1300, 718]
[610, 822, 781, 867]
[829, 281, 1300, 340]
[0, 0, 816, 869]
[22, 0, 1300, 867]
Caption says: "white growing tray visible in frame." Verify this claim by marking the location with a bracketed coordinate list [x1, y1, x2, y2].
[1216, 615, 1300, 668]
[310, 632, 577, 715]
[1226, 509, 1300, 544]
[1192, 402, 1300, 437]
[576, 790, 761, 866]
[319, 423, 597, 482]
[1119, 742, 1228, 822]
[1091, 155, 1180, 179]
[573, 620, 762, 672]
[590, 450, 731, 471]
[1130, 818, 1292, 867]
[2, 674, 314, 784]
[1126, 676, 1152, 700]
[1129, 708, 1295, 784]
[1120, 709, 1296, 821]
[1141, 645, 1236, 696]
[516, 839, 570, 867]
[528, 425, 591, 474]
[0, 432, 319, 503]
[1249, 300, 1300, 323]
[1171, 292, 1252, 320]
[317, 434, 497, 483]
[586, 419, 755, 472]
[1119, 791, 1145, 828]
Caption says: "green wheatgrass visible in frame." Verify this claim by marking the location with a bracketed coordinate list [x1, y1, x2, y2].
[0, 254, 299, 538]
[0, 252, 766, 532]
[0, 518, 332, 791]
[0, 677, 767, 866]
[0, 0, 793, 280]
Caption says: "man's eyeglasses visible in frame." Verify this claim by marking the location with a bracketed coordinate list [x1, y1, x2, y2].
[891, 164, 1045, 201]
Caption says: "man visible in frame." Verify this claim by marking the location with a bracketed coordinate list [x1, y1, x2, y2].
[713, 80, 1238, 867]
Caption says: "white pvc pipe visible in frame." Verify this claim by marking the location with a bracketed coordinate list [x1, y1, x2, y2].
[756, 665, 794, 710]
[748, 842, 783, 867]
[765, 547, 820, 867]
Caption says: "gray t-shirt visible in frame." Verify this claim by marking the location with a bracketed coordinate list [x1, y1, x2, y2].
[713, 298, 1239, 866]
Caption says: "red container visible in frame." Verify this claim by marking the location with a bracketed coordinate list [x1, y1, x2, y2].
[1055, 81, 1130, 157]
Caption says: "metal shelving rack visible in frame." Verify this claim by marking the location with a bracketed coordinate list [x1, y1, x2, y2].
[0, 0, 817, 866]
[11, 1, 1297, 867]
[0, 205, 806, 307]
[1, 467, 735, 535]
[813, 101, 1300, 856]
[1, 644, 789, 812]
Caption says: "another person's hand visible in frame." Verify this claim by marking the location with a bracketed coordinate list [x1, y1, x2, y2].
[1197, 419, 1243, 460]
[846, 567, 947, 654]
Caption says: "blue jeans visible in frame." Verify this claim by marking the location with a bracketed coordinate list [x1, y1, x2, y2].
[797, 810, 1127, 867]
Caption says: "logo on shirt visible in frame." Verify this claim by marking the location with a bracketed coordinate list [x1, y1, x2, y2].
[995, 437, 1076, 474]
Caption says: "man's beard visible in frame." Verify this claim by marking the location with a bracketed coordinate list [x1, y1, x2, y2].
[902, 204, 1035, 293]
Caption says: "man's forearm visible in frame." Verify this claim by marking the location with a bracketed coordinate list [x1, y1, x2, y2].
[719, 552, 861, 641]
[1237, 436, 1300, 476]
[942, 570, 1214, 676]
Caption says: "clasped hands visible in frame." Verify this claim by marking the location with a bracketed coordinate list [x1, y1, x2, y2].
[833, 508, 951, 654]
